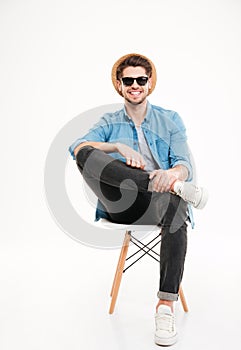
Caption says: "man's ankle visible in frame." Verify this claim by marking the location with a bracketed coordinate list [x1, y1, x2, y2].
[156, 300, 174, 313]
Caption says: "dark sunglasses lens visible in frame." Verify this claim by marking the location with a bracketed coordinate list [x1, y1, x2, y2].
[122, 77, 134, 86]
[136, 77, 148, 86]
[121, 76, 148, 86]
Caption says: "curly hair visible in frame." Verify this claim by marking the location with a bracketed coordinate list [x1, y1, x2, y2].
[116, 55, 152, 80]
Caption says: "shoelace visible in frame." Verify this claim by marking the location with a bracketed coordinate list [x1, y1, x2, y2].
[155, 313, 174, 333]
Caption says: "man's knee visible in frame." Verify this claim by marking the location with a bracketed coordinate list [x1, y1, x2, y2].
[75, 145, 96, 169]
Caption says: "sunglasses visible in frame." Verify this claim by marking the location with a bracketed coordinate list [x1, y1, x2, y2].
[121, 76, 149, 87]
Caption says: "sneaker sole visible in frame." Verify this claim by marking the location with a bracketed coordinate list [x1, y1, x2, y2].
[195, 187, 209, 209]
[154, 333, 178, 346]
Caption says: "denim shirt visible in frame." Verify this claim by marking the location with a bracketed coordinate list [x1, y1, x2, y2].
[69, 102, 194, 228]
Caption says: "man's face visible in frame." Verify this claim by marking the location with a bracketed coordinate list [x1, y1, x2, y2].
[117, 66, 152, 105]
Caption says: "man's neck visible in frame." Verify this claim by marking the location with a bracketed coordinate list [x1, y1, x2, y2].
[124, 100, 148, 126]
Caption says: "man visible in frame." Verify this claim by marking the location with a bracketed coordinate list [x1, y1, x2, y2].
[69, 53, 208, 346]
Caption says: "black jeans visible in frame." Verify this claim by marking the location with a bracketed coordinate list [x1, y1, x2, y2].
[76, 146, 188, 301]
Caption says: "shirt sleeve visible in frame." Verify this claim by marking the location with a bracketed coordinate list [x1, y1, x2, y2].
[169, 112, 193, 181]
[68, 115, 112, 160]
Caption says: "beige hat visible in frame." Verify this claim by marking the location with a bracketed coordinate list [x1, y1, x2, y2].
[111, 53, 157, 97]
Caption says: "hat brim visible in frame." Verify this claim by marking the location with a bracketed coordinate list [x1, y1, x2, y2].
[111, 53, 157, 97]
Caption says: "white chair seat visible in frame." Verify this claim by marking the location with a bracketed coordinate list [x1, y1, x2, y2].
[97, 218, 160, 233]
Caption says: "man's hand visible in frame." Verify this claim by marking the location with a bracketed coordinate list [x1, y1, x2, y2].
[116, 143, 146, 169]
[149, 169, 178, 193]
[73, 141, 146, 169]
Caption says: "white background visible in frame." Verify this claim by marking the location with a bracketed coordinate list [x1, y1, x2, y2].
[1, 1, 241, 349]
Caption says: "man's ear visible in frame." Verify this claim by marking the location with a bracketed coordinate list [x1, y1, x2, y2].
[148, 77, 152, 90]
[116, 80, 122, 92]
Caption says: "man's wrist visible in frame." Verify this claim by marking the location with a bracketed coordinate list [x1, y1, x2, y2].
[114, 142, 120, 152]
[168, 165, 188, 181]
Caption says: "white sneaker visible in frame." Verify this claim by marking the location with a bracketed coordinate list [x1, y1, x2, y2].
[173, 181, 208, 209]
[155, 305, 177, 346]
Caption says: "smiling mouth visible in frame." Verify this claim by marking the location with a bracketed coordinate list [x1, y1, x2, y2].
[129, 91, 142, 96]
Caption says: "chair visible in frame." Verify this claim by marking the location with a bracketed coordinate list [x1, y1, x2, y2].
[98, 219, 189, 314]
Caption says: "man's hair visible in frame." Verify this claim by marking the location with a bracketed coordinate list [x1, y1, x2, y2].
[116, 55, 152, 80]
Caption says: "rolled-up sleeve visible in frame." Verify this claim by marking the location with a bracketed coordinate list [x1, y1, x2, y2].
[68, 116, 111, 160]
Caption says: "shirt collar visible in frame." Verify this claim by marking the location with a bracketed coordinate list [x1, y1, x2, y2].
[123, 101, 152, 125]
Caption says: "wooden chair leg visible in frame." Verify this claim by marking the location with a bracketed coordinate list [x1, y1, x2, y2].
[109, 231, 131, 314]
[179, 285, 188, 312]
